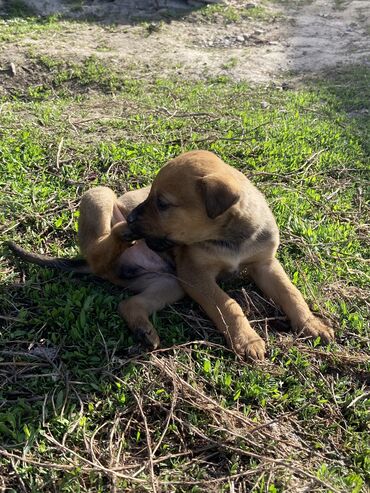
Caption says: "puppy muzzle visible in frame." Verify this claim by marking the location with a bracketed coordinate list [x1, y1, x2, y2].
[145, 237, 176, 252]
[123, 220, 145, 241]
[120, 229, 142, 241]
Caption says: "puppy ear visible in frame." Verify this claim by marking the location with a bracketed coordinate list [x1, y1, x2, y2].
[198, 174, 240, 219]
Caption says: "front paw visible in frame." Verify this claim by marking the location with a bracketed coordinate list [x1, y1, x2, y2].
[297, 315, 334, 343]
[231, 330, 266, 361]
[134, 323, 160, 350]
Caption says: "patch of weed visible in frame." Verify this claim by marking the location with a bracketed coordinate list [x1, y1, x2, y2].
[198, 3, 276, 23]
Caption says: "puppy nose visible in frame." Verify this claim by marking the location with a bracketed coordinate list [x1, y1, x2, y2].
[127, 209, 138, 224]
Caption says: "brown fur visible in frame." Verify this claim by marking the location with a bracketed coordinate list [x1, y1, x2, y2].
[10, 150, 334, 359]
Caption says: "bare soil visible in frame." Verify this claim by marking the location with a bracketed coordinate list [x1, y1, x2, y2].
[2, 0, 370, 83]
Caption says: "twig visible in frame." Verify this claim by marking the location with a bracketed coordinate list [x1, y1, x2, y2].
[133, 392, 157, 493]
[42, 432, 146, 481]
[151, 363, 178, 457]
[56, 137, 64, 170]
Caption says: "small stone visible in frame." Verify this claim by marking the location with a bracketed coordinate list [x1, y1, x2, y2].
[236, 35, 244, 43]
[261, 101, 269, 108]
[245, 2, 257, 8]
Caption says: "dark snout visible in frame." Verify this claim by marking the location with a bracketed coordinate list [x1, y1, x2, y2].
[125, 202, 146, 239]
[126, 201, 177, 251]
[145, 237, 176, 252]
[127, 202, 146, 226]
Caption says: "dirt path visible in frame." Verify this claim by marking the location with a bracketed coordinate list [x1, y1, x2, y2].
[3, 0, 370, 82]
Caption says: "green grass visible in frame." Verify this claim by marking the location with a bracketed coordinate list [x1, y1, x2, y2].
[0, 6, 64, 43]
[198, 3, 277, 23]
[0, 25, 369, 493]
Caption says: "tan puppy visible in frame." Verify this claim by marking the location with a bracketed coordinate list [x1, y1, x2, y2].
[10, 150, 334, 359]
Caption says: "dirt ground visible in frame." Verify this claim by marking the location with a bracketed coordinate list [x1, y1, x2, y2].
[3, 0, 370, 83]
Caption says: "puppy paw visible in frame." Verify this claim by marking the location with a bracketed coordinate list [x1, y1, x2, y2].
[133, 323, 161, 350]
[297, 316, 334, 343]
[231, 332, 266, 361]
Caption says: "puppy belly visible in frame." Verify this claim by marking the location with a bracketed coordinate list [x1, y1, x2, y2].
[117, 240, 174, 280]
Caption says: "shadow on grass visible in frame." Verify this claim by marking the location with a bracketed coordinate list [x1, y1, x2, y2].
[2, 0, 205, 25]
[304, 66, 370, 155]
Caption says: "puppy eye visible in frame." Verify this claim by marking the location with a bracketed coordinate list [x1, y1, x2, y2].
[156, 196, 171, 211]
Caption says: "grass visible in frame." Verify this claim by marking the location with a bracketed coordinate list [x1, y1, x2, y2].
[0, 15, 369, 493]
[198, 3, 277, 23]
[0, 1, 65, 43]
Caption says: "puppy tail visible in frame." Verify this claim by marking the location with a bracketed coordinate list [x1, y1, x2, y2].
[8, 241, 91, 274]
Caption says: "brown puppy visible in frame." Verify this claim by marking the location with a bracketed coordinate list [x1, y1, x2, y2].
[10, 150, 334, 359]
[123, 150, 334, 359]
[10, 185, 182, 350]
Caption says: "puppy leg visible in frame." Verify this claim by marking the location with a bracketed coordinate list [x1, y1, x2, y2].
[78, 186, 132, 278]
[248, 257, 334, 342]
[118, 277, 184, 349]
[176, 253, 265, 360]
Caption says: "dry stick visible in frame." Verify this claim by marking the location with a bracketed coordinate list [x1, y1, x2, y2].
[62, 386, 85, 447]
[148, 356, 337, 463]
[347, 391, 370, 409]
[109, 417, 120, 469]
[208, 422, 329, 464]
[161, 465, 267, 486]
[250, 471, 266, 492]
[40, 433, 146, 482]
[216, 305, 238, 357]
[9, 456, 27, 493]
[150, 355, 255, 427]
[178, 419, 342, 493]
[151, 366, 178, 457]
[56, 137, 64, 170]
[250, 316, 287, 323]
[149, 445, 216, 465]
[109, 417, 121, 493]
[89, 421, 112, 471]
[295, 149, 327, 176]
[0, 447, 83, 472]
[133, 392, 157, 493]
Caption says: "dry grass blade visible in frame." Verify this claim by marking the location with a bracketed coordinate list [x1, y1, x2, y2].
[132, 392, 158, 493]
